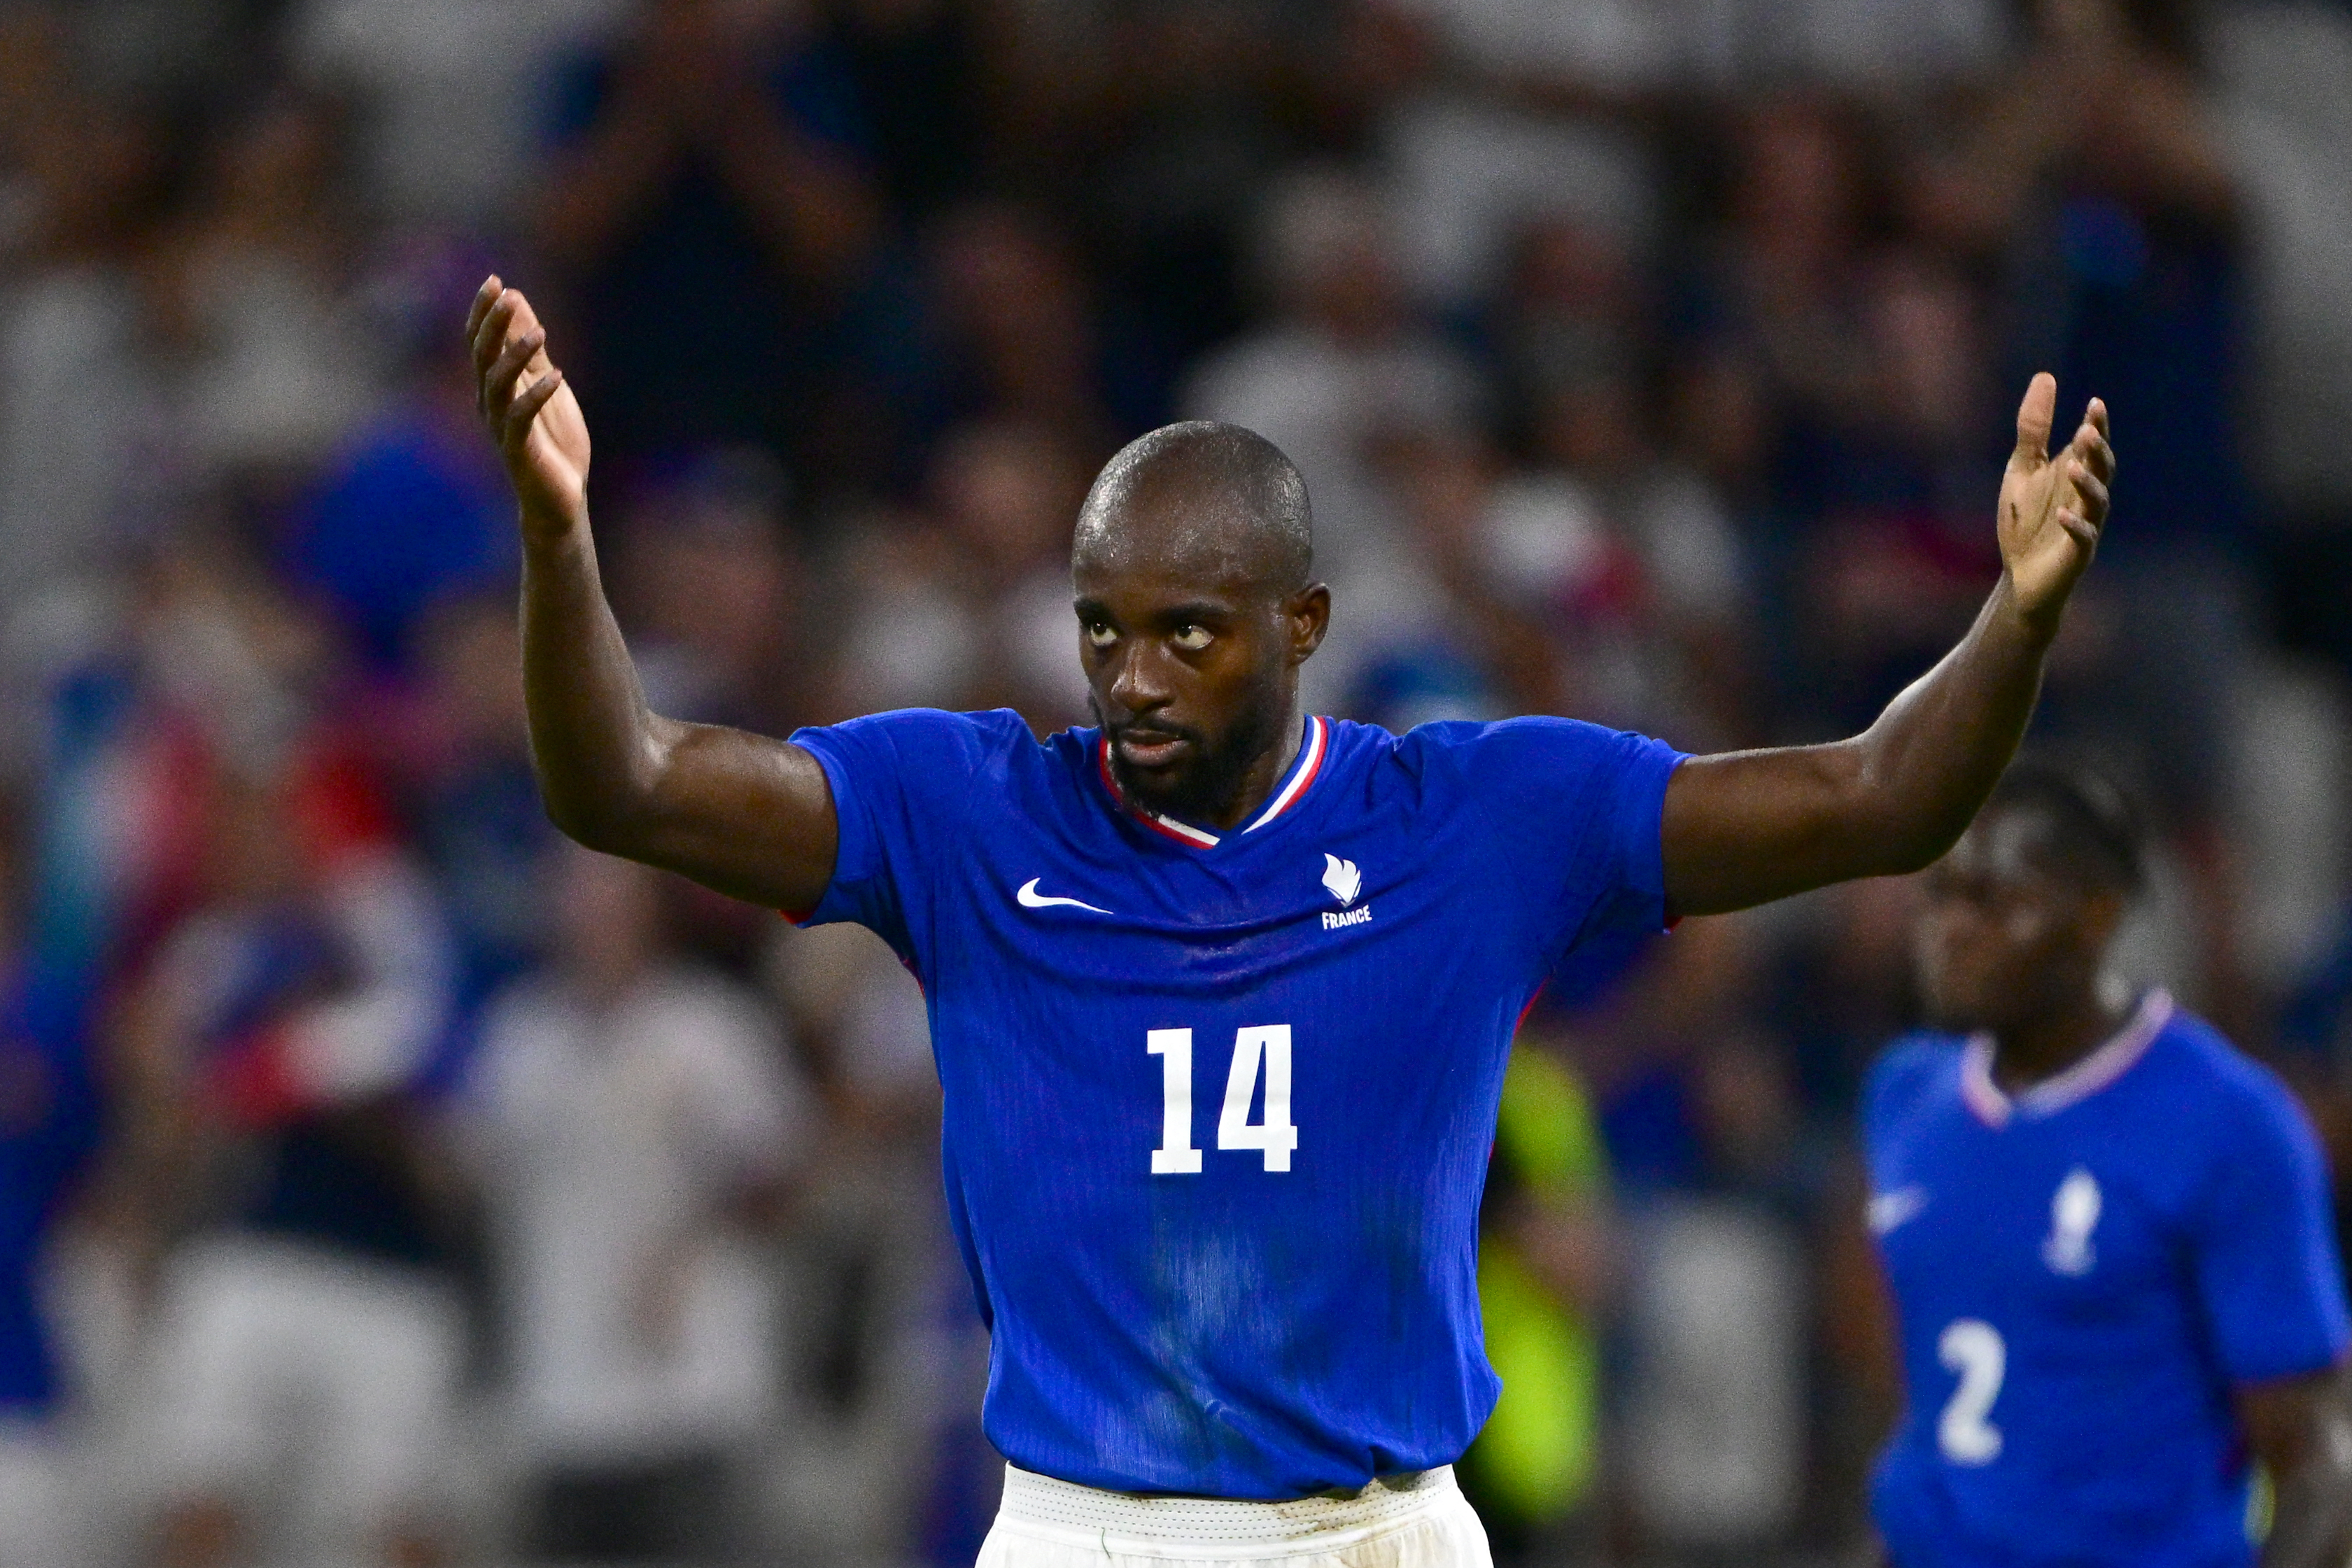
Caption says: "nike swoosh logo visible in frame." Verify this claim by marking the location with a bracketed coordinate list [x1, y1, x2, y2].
[1016, 878, 1112, 915]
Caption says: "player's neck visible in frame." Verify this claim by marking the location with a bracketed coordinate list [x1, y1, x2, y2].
[1203, 702, 1306, 832]
[1989, 979, 2136, 1094]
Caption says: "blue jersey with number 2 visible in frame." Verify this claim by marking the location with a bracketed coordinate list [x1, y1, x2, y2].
[1864, 996, 2351, 1568]
[789, 708, 1681, 1499]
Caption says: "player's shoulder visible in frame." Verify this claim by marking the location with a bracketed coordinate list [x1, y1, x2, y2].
[790, 707, 1050, 795]
[1862, 1031, 1966, 1132]
[2139, 1000, 2311, 1143]
[1379, 714, 1673, 793]
[794, 705, 1036, 761]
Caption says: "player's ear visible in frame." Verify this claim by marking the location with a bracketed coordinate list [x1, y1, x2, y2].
[1287, 583, 1330, 665]
[2078, 887, 2128, 954]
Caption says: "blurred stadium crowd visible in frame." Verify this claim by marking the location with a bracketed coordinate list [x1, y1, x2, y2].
[0, 0, 2349, 1563]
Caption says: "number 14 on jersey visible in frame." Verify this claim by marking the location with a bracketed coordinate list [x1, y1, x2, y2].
[1148, 1026, 1298, 1173]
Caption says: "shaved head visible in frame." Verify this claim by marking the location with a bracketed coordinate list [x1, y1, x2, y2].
[1069, 421, 1328, 831]
[1072, 421, 1312, 593]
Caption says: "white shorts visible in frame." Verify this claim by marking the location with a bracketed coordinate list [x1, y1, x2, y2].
[978, 1463, 1493, 1568]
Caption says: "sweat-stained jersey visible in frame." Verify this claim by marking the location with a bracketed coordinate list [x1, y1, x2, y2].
[787, 709, 1682, 1499]
[1864, 994, 2352, 1568]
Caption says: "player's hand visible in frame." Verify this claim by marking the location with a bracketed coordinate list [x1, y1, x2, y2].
[1998, 373, 2113, 637]
[466, 276, 591, 540]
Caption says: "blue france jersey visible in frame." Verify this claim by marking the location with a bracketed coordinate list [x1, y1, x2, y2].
[789, 709, 1680, 1498]
[1864, 994, 2351, 1568]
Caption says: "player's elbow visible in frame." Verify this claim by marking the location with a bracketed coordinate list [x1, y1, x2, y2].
[535, 773, 660, 859]
[532, 728, 679, 856]
[1843, 756, 1978, 879]
[1826, 791, 1971, 884]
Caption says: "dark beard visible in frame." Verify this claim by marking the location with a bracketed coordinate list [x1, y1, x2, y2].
[1096, 696, 1281, 827]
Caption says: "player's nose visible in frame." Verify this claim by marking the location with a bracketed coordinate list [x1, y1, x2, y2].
[1106, 641, 1175, 716]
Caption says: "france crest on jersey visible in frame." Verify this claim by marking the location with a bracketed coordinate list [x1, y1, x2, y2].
[1863, 994, 2351, 1568]
[787, 707, 1681, 1498]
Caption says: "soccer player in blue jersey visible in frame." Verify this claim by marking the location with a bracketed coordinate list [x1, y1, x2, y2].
[466, 276, 2117, 1567]
[1864, 765, 2352, 1568]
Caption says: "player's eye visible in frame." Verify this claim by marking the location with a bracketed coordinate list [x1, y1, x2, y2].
[1171, 624, 1213, 652]
[1083, 619, 1118, 649]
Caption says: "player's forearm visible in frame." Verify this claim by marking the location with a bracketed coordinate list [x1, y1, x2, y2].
[1663, 574, 2054, 914]
[518, 508, 678, 852]
[1840, 572, 2052, 874]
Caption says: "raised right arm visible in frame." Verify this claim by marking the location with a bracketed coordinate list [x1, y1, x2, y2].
[466, 277, 838, 912]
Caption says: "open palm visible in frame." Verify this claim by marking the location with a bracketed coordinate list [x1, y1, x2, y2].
[467, 276, 591, 534]
[1998, 372, 2115, 632]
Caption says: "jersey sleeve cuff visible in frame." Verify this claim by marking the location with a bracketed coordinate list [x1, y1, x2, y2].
[778, 727, 866, 928]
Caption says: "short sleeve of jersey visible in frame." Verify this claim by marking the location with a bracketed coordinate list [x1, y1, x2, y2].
[2190, 1071, 2351, 1385]
[786, 709, 1008, 961]
[1443, 717, 1684, 961]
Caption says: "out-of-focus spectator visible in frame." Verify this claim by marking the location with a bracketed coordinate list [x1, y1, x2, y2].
[833, 199, 1176, 492]
[1782, 252, 2001, 733]
[1189, 167, 1480, 707]
[534, 0, 885, 469]
[0, 837, 103, 1568]
[290, 0, 627, 229]
[388, 593, 560, 1081]
[759, 918, 954, 1565]
[462, 846, 809, 1564]
[1521, 354, 1756, 744]
[1042, 1, 1318, 366]
[283, 242, 517, 673]
[1377, 0, 1669, 312]
[612, 449, 805, 733]
[0, 23, 169, 655]
[116, 757, 462, 1567]
[825, 0, 985, 223]
[822, 511, 981, 717]
[2205, 1, 2352, 678]
[162, 94, 383, 486]
[926, 200, 1160, 451]
[930, 416, 1092, 730]
[1766, 877, 1923, 1126]
[14, 533, 463, 1568]
[1911, 0, 2247, 827]
[1719, 99, 1879, 456]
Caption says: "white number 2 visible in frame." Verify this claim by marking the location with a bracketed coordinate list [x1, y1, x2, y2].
[1148, 1025, 1297, 1173]
[1937, 1319, 2006, 1464]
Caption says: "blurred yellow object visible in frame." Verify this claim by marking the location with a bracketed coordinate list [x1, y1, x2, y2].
[1466, 1044, 1607, 1524]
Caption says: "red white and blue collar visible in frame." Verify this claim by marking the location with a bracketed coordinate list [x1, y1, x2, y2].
[1097, 715, 1328, 849]
[1960, 989, 2173, 1128]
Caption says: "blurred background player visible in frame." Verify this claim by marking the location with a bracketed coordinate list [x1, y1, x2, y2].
[1862, 763, 2352, 1568]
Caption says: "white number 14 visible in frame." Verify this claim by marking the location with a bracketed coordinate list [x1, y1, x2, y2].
[1148, 1026, 1297, 1174]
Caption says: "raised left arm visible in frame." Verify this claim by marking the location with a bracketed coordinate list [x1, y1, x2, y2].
[1661, 374, 2113, 917]
[2240, 1366, 2352, 1568]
